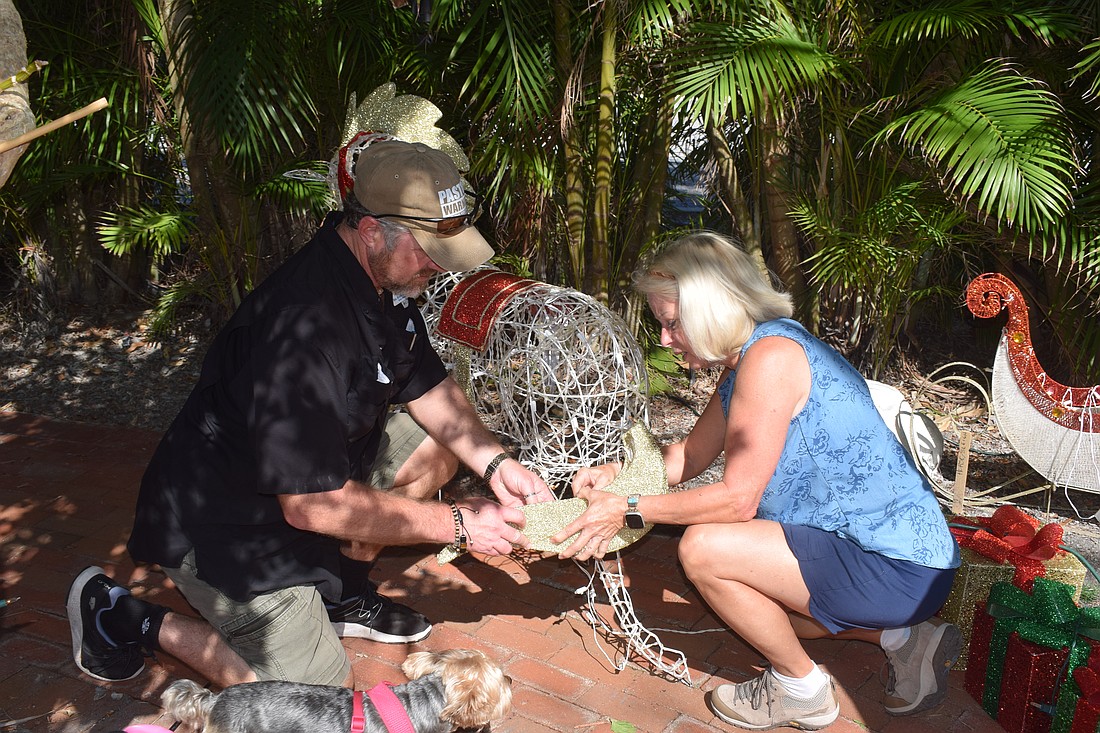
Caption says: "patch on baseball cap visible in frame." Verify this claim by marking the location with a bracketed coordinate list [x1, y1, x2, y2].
[353, 139, 493, 272]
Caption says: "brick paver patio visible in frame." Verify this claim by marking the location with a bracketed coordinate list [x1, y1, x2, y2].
[0, 410, 1003, 732]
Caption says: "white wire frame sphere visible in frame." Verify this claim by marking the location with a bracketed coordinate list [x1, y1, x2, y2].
[421, 270, 650, 494]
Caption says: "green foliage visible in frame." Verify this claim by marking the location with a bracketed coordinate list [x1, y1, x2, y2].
[795, 181, 964, 375]
[491, 252, 534, 278]
[668, 16, 843, 124]
[97, 206, 196, 263]
[5, 0, 1100, 381]
[162, 0, 319, 180]
[1073, 38, 1100, 99]
[442, 0, 555, 124]
[872, 61, 1075, 234]
[645, 345, 684, 396]
[146, 277, 209, 343]
[254, 163, 333, 220]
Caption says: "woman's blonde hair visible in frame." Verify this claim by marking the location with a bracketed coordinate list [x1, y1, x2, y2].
[633, 231, 793, 363]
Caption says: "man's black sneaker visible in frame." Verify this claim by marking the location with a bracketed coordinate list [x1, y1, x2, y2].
[66, 566, 146, 681]
[326, 585, 432, 643]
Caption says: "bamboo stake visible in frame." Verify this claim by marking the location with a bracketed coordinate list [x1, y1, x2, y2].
[0, 97, 108, 155]
[953, 430, 973, 514]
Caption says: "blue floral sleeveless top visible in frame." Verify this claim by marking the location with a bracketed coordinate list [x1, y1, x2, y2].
[717, 319, 959, 569]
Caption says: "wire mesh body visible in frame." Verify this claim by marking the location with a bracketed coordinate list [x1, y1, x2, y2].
[422, 270, 650, 494]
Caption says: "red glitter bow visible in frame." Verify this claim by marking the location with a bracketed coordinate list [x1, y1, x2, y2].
[950, 506, 1064, 590]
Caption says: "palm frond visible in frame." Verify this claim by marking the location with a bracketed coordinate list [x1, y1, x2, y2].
[164, 0, 320, 180]
[256, 163, 332, 218]
[869, 0, 1077, 47]
[442, 0, 555, 124]
[98, 206, 197, 262]
[1072, 37, 1100, 101]
[625, 0, 696, 43]
[667, 16, 842, 124]
[872, 61, 1076, 232]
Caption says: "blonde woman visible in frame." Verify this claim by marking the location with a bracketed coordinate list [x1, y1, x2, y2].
[555, 232, 960, 731]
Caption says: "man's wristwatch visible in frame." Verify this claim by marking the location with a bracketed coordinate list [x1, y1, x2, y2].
[624, 494, 645, 529]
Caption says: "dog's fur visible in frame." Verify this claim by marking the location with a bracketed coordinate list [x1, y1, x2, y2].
[161, 649, 512, 733]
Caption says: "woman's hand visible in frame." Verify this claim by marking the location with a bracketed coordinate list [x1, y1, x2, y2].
[571, 462, 621, 493]
[552, 486, 628, 561]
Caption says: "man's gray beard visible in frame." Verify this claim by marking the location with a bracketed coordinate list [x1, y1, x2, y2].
[389, 279, 429, 298]
[367, 247, 430, 298]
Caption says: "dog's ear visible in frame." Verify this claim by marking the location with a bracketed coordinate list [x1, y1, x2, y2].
[437, 651, 513, 728]
[161, 679, 216, 731]
[401, 650, 442, 680]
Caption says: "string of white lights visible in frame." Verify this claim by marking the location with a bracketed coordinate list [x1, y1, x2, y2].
[571, 554, 693, 687]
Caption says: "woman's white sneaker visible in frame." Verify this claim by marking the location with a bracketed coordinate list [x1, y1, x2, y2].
[708, 668, 840, 730]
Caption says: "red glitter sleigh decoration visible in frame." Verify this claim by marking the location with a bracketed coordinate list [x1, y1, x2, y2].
[966, 273, 1100, 433]
[966, 273, 1100, 493]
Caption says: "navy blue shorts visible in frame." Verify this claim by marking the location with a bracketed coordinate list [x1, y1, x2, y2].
[782, 523, 957, 634]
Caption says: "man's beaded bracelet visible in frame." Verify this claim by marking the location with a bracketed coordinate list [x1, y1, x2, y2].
[446, 499, 467, 552]
[483, 452, 510, 483]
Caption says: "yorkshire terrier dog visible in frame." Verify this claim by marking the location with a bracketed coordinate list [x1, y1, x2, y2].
[161, 649, 512, 733]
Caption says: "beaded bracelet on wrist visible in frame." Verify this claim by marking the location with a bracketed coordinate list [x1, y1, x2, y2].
[446, 499, 467, 552]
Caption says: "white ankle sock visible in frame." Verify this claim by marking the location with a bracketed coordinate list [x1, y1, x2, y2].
[880, 626, 911, 651]
[772, 664, 829, 699]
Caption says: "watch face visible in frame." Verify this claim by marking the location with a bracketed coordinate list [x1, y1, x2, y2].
[625, 512, 645, 530]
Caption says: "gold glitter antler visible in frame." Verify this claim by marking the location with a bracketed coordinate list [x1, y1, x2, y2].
[322, 82, 474, 208]
[436, 422, 668, 565]
[285, 82, 474, 204]
[339, 83, 469, 171]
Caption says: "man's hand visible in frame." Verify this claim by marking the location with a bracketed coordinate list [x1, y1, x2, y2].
[455, 496, 532, 555]
[489, 458, 554, 508]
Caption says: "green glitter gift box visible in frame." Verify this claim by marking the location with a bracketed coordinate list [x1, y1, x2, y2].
[942, 507, 1085, 671]
[962, 578, 1100, 733]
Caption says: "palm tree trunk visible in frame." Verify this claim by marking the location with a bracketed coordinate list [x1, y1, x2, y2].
[619, 91, 670, 332]
[158, 0, 250, 307]
[706, 122, 767, 276]
[0, 0, 35, 190]
[759, 104, 806, 309]
[620, 92, 670, 278]
[554, 0, 585, 290]
[587, 0, 617, 304]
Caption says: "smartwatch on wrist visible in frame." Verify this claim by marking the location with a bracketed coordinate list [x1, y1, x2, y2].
[624, 494, 645, 529]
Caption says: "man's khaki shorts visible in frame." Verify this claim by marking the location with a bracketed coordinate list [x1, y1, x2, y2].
[165, 550, 351, 685]
[165, 412, 428, 684]
[368, 411, 426, 490]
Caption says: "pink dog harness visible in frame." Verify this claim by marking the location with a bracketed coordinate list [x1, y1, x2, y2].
[350, 683, 416, 733]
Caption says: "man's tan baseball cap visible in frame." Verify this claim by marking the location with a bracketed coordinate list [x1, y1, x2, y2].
[353, 140, 494, 272]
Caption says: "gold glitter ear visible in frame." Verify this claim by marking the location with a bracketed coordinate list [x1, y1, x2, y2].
[436, 422, 668, 565]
